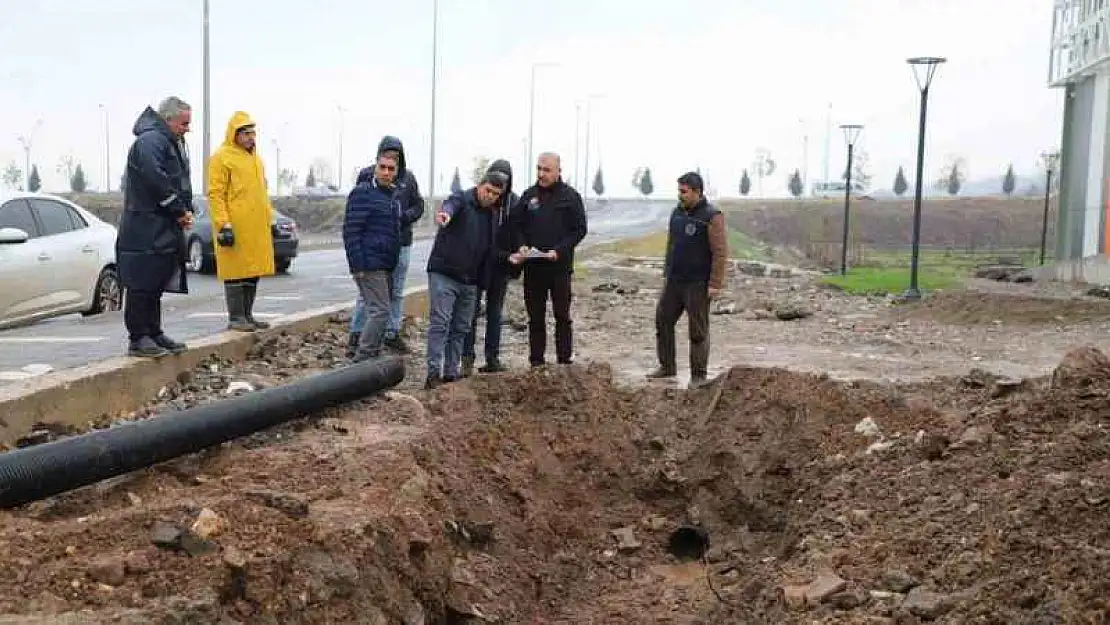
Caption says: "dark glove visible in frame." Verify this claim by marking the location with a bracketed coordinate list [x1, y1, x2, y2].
[217, 224, 235, 247]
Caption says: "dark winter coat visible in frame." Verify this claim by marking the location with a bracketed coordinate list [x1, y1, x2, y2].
[116, 106, 192, 294]
[486, 158, 521, 282]
[342, 177, 401, 273]
[426, 188, 495, 286]
[355, 136, 424, 247]
[511, 178, 588, 272]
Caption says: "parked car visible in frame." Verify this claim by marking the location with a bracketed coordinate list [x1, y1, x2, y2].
[184, 198, 299, 274]
[0, 192, 122, 329]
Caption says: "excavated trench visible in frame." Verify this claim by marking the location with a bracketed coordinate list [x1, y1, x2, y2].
[0, 352, 1108, 623]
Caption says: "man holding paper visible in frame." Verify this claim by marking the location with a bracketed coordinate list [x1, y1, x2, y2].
[510, 152, 589, 367]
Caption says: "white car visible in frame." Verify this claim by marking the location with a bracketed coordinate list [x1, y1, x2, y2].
[0, 192, 122, 329]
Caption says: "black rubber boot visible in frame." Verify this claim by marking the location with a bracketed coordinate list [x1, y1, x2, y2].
[243, 281, 270, 330]
[224, 283, 255, 332]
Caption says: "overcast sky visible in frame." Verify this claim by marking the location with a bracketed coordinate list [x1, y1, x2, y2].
[0, 0, 1063, 198]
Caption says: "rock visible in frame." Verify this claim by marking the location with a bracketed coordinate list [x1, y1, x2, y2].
[806, 571, 848, 603]
[854, 417, 881, 438]
[781, 584, 808, 610]
[866, 439, 896, 455]
[919, 433, 950, 461]
[245, 488, 310, 518]
[592, 281, 620, 293]
[738, 261, 767, 277]
[179, 530, 217, 557]
[191, 508, 226, 539]
[902, 586, 954, 619]
[955, 424, 994, 448]
[712, 301, 738, 315]
[882, 570, 920, 593]
[151, 521, 184, 549]
[1052, 345, 1110, 389]
[224, 380, 255, 395]
[611, 526, 642, 553]
[86, 555, 126, 586]
[974, 265, 1026, 281]
[123, 550, 153, 575]
[774, 305, 812, 321]
[991, 377, 1024, 397]
[222, 546, 248, 571]
[828, 587, 869, 610]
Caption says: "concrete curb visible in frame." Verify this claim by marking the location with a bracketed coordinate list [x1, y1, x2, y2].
[0, 287, 430, 446]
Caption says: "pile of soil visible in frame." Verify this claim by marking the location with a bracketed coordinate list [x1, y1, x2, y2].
[894, 290, 1110, 325]
[0, 346, 1107, 623]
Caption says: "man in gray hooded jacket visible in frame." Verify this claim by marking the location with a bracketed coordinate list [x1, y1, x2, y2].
[346, 136, 425, 356]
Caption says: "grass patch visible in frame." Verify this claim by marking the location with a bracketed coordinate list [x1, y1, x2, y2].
[591, 229, 768, 261]
[821, 266, 960, 295]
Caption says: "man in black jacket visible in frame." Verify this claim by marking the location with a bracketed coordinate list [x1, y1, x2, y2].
[346, 135, 424, 356]
[462, 158, 520, 376]
[424, 171, 509, 389]
[511, 152, 588, 367]
[115, 96, 194, 358]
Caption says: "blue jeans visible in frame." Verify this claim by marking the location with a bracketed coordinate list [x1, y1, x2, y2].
[349, 245, 411, 337]
[426, 271, 477, 379]
[463, 274, 507, 363]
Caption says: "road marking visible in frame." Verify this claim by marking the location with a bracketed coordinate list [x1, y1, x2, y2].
[0, 336, 106, 344]
[261, 295, 303, 301]
[0, 363, 54, 381]
[187, 310, 284, 319]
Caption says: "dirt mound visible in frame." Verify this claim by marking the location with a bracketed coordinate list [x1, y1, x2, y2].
[0, 353, 1108, 623]
[895, 290, 1110, 325]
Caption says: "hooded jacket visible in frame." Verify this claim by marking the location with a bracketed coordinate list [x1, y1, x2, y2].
[355, 136, 424, 246]
[115, 106, 192, 294]
[206, 111, 276, 281]
[485, 159, 521, 281]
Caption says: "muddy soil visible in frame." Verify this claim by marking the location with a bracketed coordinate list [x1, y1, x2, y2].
[1, 257, 1109, 623]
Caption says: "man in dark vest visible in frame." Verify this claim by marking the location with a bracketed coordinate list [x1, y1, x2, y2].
[647, 171, 728, 389]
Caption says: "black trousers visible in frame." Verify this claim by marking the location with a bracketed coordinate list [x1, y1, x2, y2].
[523, 265, 573, 364]
[655, 280, 711, 377]
[124, 289, 164, 342]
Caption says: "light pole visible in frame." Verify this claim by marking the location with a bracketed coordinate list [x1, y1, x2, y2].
[574, 102, 581, 191]
[272, 139, 282, 195]
[526, 62, 557, 171]
[99, 104, 110, 192]
[202, 0, 211, 194]
[1039, 151, 1060, 266]
[16, 119, 42, 191]
[904, 56, 946, 301]
[839, 124, 863, 275]
[428, 0, 438, 197]
[582, 94, 602, 200]
[336, 105, 346, 190]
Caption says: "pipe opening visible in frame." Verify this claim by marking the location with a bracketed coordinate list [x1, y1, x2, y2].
[667, 525, 709, 562]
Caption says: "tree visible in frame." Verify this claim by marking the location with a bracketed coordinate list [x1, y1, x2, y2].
[277, 169, 298, 194]
[27, 165, 41, 192]
[1002, 164, 1016, 196]
[739, 169, 752, 196]
[56, 154, 76, 186]
[638, 167, 654, 196]
[592, 166, 605, 197]
[842, 148, 872, 190]
[305, 168, 317, 188]
[1, 162, 22, 190]
[450, 167, 462, 194]
[893, 166, 908, 197]
[470, 156, 491, 185]
[946, 164, 962, 196]
[788, 169, 804, 198]
[309, 158, 335, 188]
[70, 163, 88, 193]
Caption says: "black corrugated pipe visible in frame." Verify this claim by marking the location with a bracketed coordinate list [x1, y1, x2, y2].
[0, 355, 405, 509]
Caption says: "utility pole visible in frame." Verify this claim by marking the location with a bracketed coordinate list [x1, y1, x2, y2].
[822, 102, 831, 187]
[337, 105, 345, 190]
[526, 62, 557, 171]
[799, 117, 809, 195]
[202, 0, 211, 194]
[273, 139, 281, 195]
[573, 102, 581, 192]
[428, 0, 438, 197]
[582, 99, 592, 200]
[100, 104, 110, 192]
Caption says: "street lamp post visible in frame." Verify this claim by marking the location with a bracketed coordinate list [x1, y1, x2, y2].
[202, 0, 211, 195]
[526, 62, 557, 171]
[99, 104, 110, 192]
[904, 56, 946, 300]
[428, 0, 438, 197]
[838, 124, 863, 275]
[336, 105, 346, 190]
[1039, 151, 1060, 266]
[273, 139, 282, 196]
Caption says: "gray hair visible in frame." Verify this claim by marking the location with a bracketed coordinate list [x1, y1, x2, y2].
[157, 96, 191, 121]
[537, 152, 561, 168]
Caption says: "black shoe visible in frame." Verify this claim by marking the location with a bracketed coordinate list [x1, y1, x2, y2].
[424, 373, 443, 390]
[479, 360, 508, 373]
[530, 361, 546, 369]
[346, 333, 361, 359]
[443, 373, 459, 383]
[646, 367, 677, 379]
[384, 335, 410, 354]
[128, 336, 169, 358]
[557, 359, 573, 365]
[152, 334, 187, 355]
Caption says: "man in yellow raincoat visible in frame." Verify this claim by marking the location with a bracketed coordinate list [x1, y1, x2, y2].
[207, 111, 275, 331]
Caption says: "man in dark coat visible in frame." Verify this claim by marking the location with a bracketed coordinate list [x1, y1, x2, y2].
[461, 158, 520, 375]
[116, 96, 194, 358]
[346, 135, 424, 356]
[342, 151, 403, 363]
[510, 152, 589, 367]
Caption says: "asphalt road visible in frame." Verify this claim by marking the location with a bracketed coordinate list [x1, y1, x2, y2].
[0, 199, 672, 382]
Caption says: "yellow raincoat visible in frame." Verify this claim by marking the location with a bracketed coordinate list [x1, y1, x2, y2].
[207, 111, 275, 281]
